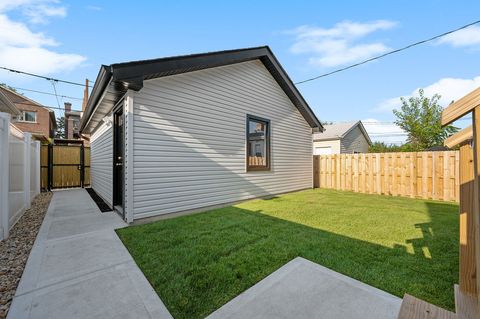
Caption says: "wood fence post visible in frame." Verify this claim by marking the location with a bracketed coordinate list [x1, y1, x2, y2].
[443, 152, 449, 201]
[459, 143, 477, 295]
[313, 155, 319, 188]
[471, 107, 480, 304]
[80, 144, 85, 188]
[376, 154, 381, 194]
[336, 154, 341, 190]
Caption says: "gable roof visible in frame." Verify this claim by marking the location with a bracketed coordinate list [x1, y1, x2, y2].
[0, 86, 57, 130]
[313, 121, 372, 145]
[0, 89, 20, 115]
[80, 46, 323, 134]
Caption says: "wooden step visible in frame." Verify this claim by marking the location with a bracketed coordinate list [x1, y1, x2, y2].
[397, 294, 457, 319]
[454, 285, 479, 319]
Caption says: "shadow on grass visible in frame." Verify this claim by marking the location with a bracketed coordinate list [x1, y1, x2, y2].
[117, 199, 458, 319]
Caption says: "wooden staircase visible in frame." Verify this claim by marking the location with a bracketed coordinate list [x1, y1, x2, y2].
[397, 294, 457, 319]
[396, 288, 479, 319]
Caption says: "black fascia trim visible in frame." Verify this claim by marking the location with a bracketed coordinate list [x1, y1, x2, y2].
[260, 47, 323, 131]
[80, 65, 112, 132]
[81, 46, 323, 133]
[111, 47, 269, 83]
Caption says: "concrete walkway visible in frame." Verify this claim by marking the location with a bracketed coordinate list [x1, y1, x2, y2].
[7, 189, 172, 319]
[207, 257, 402, 319]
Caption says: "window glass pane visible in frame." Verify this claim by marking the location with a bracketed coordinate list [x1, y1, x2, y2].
[24, 111, 36, 122]
[247, 118, 268, 168]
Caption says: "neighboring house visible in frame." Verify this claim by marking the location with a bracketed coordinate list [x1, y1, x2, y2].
[64, 102, 81, 139]
[0, 86, 57, 143]
[0, 89, 21, 116]
[312, 121, 371, 155]
[80, 46, 323, 222]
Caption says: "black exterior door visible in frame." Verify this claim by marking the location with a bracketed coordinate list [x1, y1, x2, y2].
[113, 108, 124, 216]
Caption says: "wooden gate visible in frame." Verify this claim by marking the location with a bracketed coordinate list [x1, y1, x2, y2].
[40, 144, 90, 189]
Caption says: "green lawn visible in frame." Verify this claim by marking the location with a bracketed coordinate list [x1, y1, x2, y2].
[116, 188, 459, 319]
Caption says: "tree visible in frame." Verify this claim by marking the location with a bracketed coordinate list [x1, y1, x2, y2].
[56, 116, 65, 138]
[368, 142, 415, 153]
[392, 89, 458, 151]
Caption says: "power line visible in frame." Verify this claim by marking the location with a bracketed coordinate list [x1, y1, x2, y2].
[13, 101, 83, 112]
[50, 80, 61, 109]
[295, 19, 480, 84]
[0, 66, 94, 88]
[11, 86, 83, 100]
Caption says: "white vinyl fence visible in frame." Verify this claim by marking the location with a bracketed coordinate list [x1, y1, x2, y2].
[0, 112, 40, 240]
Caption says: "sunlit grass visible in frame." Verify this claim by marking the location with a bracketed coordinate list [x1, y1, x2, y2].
[117, 188, 458, 319]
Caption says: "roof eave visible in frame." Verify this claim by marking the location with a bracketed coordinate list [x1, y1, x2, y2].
[0, 90, 21, 115]
[81, 46, 323, 133]
[80, 65, 112, 133]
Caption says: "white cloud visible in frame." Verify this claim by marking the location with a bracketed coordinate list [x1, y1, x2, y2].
[437, 25, 480, 48]
[288, 20, 397, 68]
[0, 0, 85, 74]
[373, 76, 480, 113]
[0, 0, 66, 24]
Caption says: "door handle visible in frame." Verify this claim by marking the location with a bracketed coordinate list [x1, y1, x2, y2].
[116, 162, 123, 167]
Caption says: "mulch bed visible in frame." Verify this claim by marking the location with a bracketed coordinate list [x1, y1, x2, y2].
[0, 192, 53, 319]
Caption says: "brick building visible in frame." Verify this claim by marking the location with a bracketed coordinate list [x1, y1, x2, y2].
[0, 86, 57, 143]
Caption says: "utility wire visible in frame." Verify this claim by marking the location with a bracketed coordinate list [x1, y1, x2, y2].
[0, 66, 94, 88]
[13, 101, 83, 112]
[11, 86, 83, 100]
[50, 80, 61, 109]
[295, 19, 480, 84]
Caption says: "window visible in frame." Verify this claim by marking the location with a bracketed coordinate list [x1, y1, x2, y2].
[246, 114, 270, 171]
[16, 111, 37, 123]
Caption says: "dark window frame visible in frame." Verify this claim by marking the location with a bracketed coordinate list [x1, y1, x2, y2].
[246, 114, 271, 172]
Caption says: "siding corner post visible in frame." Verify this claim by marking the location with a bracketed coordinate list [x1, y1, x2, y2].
[124, 90, 135, 223]
[0, 113, 10, 240]
[24, 132, 32, 210]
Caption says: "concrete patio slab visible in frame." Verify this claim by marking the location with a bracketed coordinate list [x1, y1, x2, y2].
[7, 189, 173, 319]
[207, 257, 402, 319]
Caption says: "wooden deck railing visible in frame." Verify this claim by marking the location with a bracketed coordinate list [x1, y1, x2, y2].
[248, 156, 266, 166]
[396, 87, 480, 318]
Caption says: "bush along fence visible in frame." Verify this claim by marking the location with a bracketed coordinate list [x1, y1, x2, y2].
[313, 151, 460, 202]
[0, 112, 41, 240]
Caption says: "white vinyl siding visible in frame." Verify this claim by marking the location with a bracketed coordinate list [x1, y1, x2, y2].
[132, 60, 313, 219]
[90, 121, 113, 206]
[341, 126, 370, 153]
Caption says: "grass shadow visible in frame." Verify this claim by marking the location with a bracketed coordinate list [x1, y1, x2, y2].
[117, 189, 459, 319]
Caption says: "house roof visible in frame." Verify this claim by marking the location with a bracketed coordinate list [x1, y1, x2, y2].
[0, 89, 20, 115]
[80, 46, 323, 134]
[0, 86, 57, 130]
[313, 121, 372, 145]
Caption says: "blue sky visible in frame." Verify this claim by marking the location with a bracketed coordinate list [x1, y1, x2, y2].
[1, 0, 480, 143]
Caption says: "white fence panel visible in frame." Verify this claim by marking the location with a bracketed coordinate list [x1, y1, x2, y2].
[0, 112, 41, 240]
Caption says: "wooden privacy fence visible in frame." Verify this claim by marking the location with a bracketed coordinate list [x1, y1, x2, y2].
[40, 144, 90, 190]
[314, 151, 460, 202]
